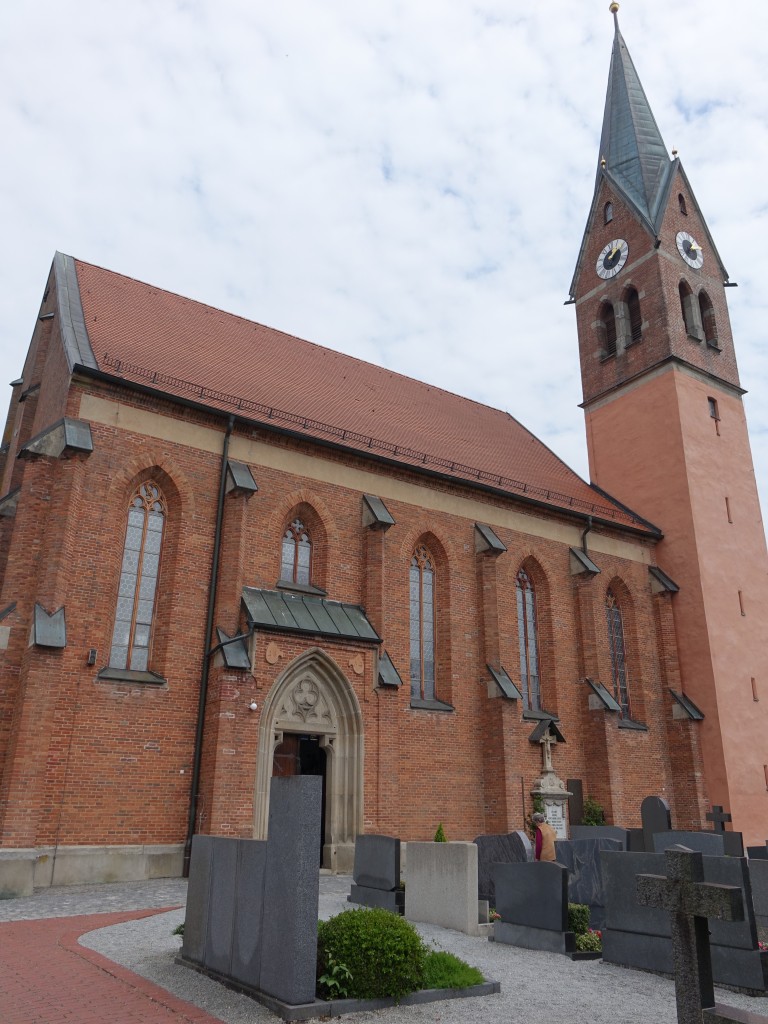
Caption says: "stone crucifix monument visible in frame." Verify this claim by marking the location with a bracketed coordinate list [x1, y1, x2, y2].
[636, 844, 744, 1024]
[530, 721, 571, 839]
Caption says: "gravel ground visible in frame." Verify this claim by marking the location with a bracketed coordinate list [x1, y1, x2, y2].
[4, 875, 767, 1024]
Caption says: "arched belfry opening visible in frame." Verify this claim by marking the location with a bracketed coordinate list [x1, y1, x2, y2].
[253, 648, 364, 872]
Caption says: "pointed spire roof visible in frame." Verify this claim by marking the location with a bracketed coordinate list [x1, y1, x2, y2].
[598, 9, 673, 230]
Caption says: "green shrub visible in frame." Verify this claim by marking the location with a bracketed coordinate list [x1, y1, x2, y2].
[317, 954, 353, 999]
[434, 823, 447, 842]
[172, 922, 184, 936]
[582, 796, 606, 826]
[422, 951, 484, 990]
[568, 902, 590, 936]
[317, 909, 426, 1000]
[575, 928, 603, 952]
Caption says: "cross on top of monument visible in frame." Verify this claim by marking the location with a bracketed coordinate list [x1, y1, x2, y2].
[540, 730, 556, 772]
[636, 845, 744, 1024]
[706, 805, 732, 833]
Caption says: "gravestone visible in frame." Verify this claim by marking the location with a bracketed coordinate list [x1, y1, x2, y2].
[405, 841, 482, 936]
[749, 860, 768, 934]
[570, 825, 630, 847]
[635, 845, 743, 1024]
[567, 779, 584, 827]
[602, 849, 768, 992]
[641, 795, 672, 853]
[492, 860, 575, 954]
[474, 831, 532, 905]
[653, 831, 725, 857]
[749, 846, 768, 861]
[556, 836, 623, 930]
[348, 835, 404, 913]
[723, 832, 745, 859]
[180, 775, 322, 1009]
[707, 806, 732, 832]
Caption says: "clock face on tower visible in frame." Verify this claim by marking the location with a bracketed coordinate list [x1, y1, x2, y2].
[676, 231, 704, 269]
[596, 238, 629, 279]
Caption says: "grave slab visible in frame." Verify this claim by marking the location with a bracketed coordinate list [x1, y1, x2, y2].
[405, 841, 480, 936]
[474, 831, 532, 904]
[351, 834, 400, 890]
[348, 884, 404, 913]
[260, 776, 322, 1006]
[749, 860, 768, 932]
[181, 834, 214, 965]
[570, 826, 629, 847]
[492, 861, 574, 954]
[653, 831, 725, 856]
[641, 795, 672, 853]
[230, 839, 268, 988]
[205, 837, 239, 976]
[557, 836, 622, 929]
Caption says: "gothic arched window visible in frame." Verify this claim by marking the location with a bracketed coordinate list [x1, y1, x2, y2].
[678, 193, 688, 216]
[516, 569, 541, 711]
[604, 202, 613, 224]
[679, 281, 698, 338]
[281, 518, 312, 585]
[109, 481, 166, 671]
[606, 589, 630, 717]
[626, 287, 643, 343]
[410, 544, 435, 701]
[699, 291, 719, 349]
[600, 302, 617, 357]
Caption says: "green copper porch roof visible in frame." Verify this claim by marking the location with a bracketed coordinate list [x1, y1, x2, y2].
[242, 587, 380, 643]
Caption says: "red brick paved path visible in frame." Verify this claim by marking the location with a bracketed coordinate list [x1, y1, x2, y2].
[0, 908, 224, 1023]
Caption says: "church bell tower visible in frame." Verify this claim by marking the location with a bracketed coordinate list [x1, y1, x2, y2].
[570, 5, 768, 845]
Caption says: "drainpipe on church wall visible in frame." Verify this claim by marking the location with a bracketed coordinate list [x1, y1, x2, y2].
[183, 413, 235, 877]
[581, 515, 593, 556]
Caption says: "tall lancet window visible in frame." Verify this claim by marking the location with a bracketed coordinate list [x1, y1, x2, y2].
[516, 569, 541, 711]
[410, 544, 435, 700]
[606, 588, 630, 717]
[281, 518, 312, 585]
[109, 481, 166, 671]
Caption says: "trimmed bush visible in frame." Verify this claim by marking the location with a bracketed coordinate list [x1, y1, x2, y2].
[434, 823, 447, 842]
[568, 902, 590, 936]
[423, 951, 484, 990]
[317, 908, 427, 1000]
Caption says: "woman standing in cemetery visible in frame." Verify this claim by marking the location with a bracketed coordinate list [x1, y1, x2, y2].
[533, 813, 556, 862]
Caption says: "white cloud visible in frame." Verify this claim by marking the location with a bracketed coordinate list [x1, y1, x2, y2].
[1, 0, 767, 528]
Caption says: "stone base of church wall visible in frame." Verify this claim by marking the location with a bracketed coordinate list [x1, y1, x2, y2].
[0, 843, 185, 894]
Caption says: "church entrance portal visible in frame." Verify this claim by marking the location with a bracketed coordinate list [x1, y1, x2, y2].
[253, 648, 364, 872]
[272, 734, 327, 864]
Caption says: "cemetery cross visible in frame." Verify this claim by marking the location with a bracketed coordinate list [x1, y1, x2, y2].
[636, 845, 743, 1024]
[540, 730, 556, 773]
[706, 806, 732, 834]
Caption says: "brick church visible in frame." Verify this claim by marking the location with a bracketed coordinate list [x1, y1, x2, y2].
[1, 10, 766, 888]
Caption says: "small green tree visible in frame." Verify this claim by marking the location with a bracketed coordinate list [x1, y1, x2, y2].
[434, 822, 447, 842]
[582, 796, 606, 826]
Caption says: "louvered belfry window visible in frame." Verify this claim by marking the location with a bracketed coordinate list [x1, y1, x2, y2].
[606, 589, 630, 717]
[410, 544, 435, 700]
[516, 569, 541, 711]
[109, 482, 166, 671]
[281, 518, 312, 585]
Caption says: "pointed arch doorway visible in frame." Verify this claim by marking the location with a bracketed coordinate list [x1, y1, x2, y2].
[253, 648, 364, 872]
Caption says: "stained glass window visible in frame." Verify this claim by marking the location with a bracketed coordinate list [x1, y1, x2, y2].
[410, 544, 435, 700]
[280, 519, 312, 585]
[606, 589, 630, 717]
[109, 482, 166, 671]
[516, 569, 541, 711]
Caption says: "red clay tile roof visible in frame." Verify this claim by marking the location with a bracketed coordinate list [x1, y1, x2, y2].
[72, 258, 650, 532]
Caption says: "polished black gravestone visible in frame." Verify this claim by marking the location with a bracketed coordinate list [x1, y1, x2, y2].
[181, 775, 322, 1008]
[491, 860, 575, 954]
[602, 849, 768, 992]
[570, 825, 630, 847]
[750, 860, 768, 934]
[567, 779, 584, 827]
[641, 794, 672, 853]
[556, 836, 623, 930]
[474, 830, 532, 905]
[653, 831, 725, 857]
[636, 845, 743, 1024]
[748, 845, 768, 861]
[348, 835, 404, 913]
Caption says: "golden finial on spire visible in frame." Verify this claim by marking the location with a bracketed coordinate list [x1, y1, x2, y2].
[601, 156, 607, 169]
[672, 147, 678, 158]
[609, 2, 620, 13]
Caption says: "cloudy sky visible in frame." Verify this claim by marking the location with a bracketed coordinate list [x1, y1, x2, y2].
[2, 1, 767, 526]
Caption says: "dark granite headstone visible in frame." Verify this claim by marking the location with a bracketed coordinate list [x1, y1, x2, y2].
[260, 775, 322, 1005]
[749, 860, 768, 932]
[182, 834, 214, 965]
[641, 795, 672, 853]
[230, 839, 268, 987]
[571, 825, 629, 847]
[723, 832, 745, 859]
[627, 828, 645, 852]
[205, 837, 239, 975]
[567, 779, 584, 827]
[653, 831, 725, 857]
[352, 835, 400, 890]
[602, 850, 768, 992]
[492, 860, 574, 954]
[748, 845, 768, 861]
[556, 837, 623, 930]
[474, 831, 532, 904]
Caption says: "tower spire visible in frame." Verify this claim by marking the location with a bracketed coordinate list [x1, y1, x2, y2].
[597, 9, 673, 231]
